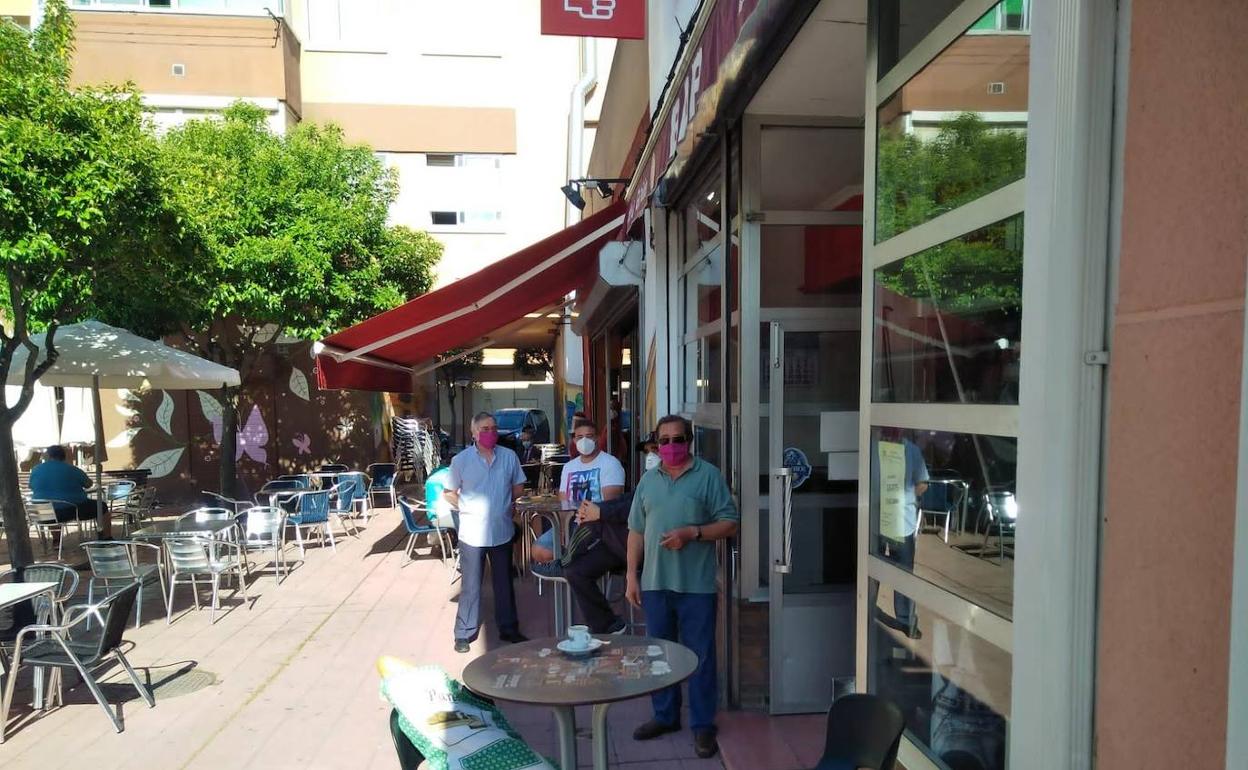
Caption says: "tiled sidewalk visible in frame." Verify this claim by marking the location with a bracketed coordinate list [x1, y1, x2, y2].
[0, 507, 725, 769]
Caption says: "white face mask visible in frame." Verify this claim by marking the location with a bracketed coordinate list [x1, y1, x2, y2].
[644, 452, 661, 471]
[575, 437, 597, 456]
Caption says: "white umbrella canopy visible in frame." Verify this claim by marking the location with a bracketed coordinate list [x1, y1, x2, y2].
[58, 386, 96, 445]
[6, 320, 241, 534]
[5, 383, 59, 456]
[6, 319, 240, 389]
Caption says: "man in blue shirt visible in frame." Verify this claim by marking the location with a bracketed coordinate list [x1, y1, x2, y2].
[29, 445, 101, 529]
[444, 412, 528, 653]
[626, 416, 739, 759]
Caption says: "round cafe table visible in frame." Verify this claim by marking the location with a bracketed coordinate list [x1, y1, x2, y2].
[462, 635, 698, 770]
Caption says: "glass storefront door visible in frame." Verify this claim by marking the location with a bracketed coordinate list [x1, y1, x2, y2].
[767, 319, 860, 714]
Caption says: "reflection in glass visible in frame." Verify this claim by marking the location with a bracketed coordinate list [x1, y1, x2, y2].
[868, 427, 1015, 618]
[873, 216, 1023, 405]
[868, 579, 1010, 770]
[874, 5, 1030, 242]
[762, 225, 863, 309]
[875, 0, 963, 79]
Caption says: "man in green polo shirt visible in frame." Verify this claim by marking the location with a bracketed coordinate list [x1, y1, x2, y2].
[625, 414, 739, 759]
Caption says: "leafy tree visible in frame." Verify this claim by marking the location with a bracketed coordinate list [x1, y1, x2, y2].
[513, 346, 554, 379]
[0, 2, 184, 566]
[875, 113, 1026, 312]
[157, 103, 441, 495]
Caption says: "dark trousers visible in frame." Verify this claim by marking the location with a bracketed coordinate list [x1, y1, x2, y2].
[564, 523, 627, 633]
[642, 590, 717, 734]
[455, 542, 519, 642]
[52, 500, 103, 524]
[874, 534, 917, 631]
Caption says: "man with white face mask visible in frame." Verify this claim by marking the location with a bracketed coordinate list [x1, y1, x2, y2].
[531, 419, 624, 563]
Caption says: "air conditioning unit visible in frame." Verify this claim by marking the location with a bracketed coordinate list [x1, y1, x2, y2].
[987, 81, 1006, 95]
[171, 63, 187, 77]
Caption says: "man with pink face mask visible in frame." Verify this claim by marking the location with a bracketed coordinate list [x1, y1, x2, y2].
[625, 415, 739, 759]
[444, 412, 528, 654]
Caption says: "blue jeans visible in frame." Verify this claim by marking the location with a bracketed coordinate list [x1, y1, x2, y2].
[641, 590, 717, 734]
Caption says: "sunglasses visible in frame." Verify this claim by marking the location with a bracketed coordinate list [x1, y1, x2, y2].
[656, 435, 688, 446]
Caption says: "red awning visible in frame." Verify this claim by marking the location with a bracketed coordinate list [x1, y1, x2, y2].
[316, 202, 626, 391]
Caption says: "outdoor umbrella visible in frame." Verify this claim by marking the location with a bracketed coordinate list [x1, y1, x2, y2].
[5, 383, 59, 458]
[6, 320, 241, 531]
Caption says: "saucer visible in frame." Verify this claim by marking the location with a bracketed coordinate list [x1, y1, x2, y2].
[557, 638, 604, 657]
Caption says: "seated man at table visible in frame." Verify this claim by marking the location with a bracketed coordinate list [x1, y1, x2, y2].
[535, 435, 660, 634]
[29, 445, 104, 536]
[530, 419, 624, 565]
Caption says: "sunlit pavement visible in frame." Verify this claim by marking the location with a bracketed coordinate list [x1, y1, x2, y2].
[0, 506, 743, 769]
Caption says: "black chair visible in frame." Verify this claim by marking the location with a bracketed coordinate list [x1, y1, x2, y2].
[319, 463, 349, 473]
[389, 708, 427, 769]
[0, 581, 153, 739]
[813, 693, 906, 770]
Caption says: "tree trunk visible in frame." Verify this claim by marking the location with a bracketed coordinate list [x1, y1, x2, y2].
[0, 428, 34, 569]
[218, 385, 240, 498]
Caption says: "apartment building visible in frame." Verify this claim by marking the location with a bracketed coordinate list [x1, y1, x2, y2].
[21, 0, 601, 289]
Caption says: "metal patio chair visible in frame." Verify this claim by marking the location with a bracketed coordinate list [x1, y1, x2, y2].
[258, 479, 305, 511]
[240, 506, 289, 579]
[331, 472, 371, 524]
[0, 582, 154, 740]
[201, 491, 253, 515]
[980, 489, 1018, 563]
[25, 500, 69, 559]
[164, 536, 248, 624]
[397, 496, 456, 570]
[286, 489, 337, 556]
[81, 541, 165, 630]
[318, 463, 349, 473]
[367, 462, 398, 509]
[116, 486, 158, 536]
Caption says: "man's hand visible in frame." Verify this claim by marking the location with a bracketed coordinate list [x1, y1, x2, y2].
[576, 500, 601, 524]
[659, 526, 696, 551]
[625, 574, 642, 608]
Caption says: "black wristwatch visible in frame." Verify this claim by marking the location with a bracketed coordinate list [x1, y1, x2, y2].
[694, 525, 703, 541]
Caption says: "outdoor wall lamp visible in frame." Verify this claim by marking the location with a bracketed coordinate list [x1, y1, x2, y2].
[563, 177, 630, 208]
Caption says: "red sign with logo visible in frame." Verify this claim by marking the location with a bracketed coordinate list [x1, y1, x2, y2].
[541, 0, 645, 40]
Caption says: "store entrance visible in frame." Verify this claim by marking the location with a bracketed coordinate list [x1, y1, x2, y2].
[766, 316, 860, 713]
[740, 118, 866, 714]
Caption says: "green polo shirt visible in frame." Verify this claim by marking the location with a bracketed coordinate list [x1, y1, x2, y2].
[628, 457, 739, 594]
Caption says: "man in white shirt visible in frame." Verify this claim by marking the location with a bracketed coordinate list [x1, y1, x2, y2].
[531, 419, 624, 564]
[444, 412, 528, 653]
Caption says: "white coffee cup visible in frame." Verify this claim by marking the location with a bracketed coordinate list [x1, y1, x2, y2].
[567, 625, 591, 649]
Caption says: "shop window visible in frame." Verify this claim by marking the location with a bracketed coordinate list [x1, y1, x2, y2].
[760, 127, 864, 211]
[875, 0, 963, 79]
[868, 426, 1015, 618]
[874, 4, 1030, 243]
[867, 578, 1011, 770]
[872, 216, 1022, 405]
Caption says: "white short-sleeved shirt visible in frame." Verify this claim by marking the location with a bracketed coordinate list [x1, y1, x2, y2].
[447, 445, 526, 547]
[559, 451, 626, 504]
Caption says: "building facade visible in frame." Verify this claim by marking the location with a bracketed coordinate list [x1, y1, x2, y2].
[575, 1, 1248, 769]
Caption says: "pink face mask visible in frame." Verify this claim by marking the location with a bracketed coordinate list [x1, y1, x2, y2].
[658, 440, 690, 468]
[477, 429, 499, 449]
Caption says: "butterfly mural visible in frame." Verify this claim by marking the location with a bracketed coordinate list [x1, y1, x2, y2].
[206, 402, 270, 465]
[292, 433, 312, 456]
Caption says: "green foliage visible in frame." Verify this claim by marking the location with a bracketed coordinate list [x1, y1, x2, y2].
[158, 102, 442, 353]
[874, 113, 1026, 312]
[513, 346, 554, 379]
[875, 113, 1026, 242]
[0, 1, 182, 340]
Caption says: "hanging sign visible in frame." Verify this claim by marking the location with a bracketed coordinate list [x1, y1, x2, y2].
[878, 441, 908, 541]
[541, 0, 646, 40]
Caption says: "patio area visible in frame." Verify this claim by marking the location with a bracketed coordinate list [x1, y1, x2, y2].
[0, 500, 749, 769]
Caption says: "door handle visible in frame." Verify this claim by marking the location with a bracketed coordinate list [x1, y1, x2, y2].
[772, 467, 792, 574]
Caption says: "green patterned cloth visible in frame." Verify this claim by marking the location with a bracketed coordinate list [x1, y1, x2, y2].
[380, 663, 555, 770]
